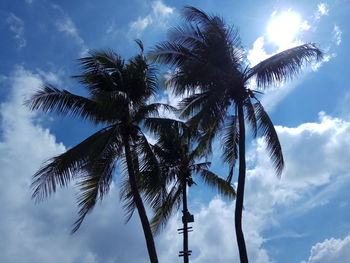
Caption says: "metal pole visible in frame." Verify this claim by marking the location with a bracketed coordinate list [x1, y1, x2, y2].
[182, 176, 189, 263]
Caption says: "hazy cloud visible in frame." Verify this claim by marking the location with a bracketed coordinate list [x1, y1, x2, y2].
[128, 0, 174, 36]
[333, 25, 342, 46]
[7, 13, 26, 49]
[52, 4, 88, 56]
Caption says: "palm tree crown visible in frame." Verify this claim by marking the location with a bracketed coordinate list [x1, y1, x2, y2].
[149, 6, 322, 263]
[145, 123, 235, 233]
[143, 121, 235, 263]
[26, 41, 171, 263]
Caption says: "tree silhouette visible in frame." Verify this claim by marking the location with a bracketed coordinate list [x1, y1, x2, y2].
[144, 120, 235, 263]
[149, 6, 322, 263]
[26, 41, 173, 263]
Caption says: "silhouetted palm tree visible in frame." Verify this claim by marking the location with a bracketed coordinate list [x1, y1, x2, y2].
[26, 41, 170, 263]
[143, 120, 235, 263]
[150, 6, 322, 263]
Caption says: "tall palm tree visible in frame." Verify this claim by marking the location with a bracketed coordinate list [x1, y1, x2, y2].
[26, 41, 170, 263]
[142, 120, 235, 263]
[149, 6, 322, 263]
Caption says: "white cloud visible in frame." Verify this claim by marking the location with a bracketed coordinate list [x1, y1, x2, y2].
[247, 112, 350, 214]
[128, 0, 174, 36]
[157, 198, 272, 263]
[129, 16, 153, 35]
[333, 25, 342, 46]
[0, 66, 157, 263]
[158, 111, 350, 263]
[311, 53, 334, 71]
[317, 3, 329, 17]
[247, 37, 269, 67]
[52, 4, 88, 56]
[152, 0, 174, 17]
[300, 20, 311, 31]
[2, 67, 350, 263]
[7, 13, 26, 49]
[302, 235, 350, 263]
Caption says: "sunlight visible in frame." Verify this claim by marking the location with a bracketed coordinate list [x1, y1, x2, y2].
[267, 11, 302, 48]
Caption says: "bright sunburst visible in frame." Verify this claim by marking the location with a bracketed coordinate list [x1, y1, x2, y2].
[267, 11, 302, 48]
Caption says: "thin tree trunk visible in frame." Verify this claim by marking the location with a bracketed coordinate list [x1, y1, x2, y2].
[235, 103, 249, 263]
[123, 133, 159, 263]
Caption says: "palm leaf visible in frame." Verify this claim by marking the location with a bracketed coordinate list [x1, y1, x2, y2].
[25, 85, 113, 123]
[247, 43, 323, 87]
[197, 169, 236, 199]
[244, 98, 258, 137]
[222, 114, 239, 166]
[150, 179, 182, 234]
[254, 100, 284, 176]
[72, 141, 120, 233]
[134, 103, 177, 123]
[144, 117, 189, 136]
[31, 125, 118, 202]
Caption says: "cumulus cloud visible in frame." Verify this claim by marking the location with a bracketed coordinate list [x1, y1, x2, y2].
[128, 0, 174, 36]
[2, 67, 350, 263]
[247, 37, 269, 67]
[0, 66, 155, 263]
[302, 235, 350, 263]
[159, 111, 350, 263]
[247, 112, 350, 217]
[52, 4, 88, 56]
[7, 13, 26, 49]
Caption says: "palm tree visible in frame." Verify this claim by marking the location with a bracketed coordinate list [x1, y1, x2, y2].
[26, 41, 171, 263]
[142, 120, 235, 263]
[149, 6, 322, 263]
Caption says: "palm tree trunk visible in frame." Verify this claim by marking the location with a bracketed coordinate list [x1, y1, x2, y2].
[235, 103, 249, 263]
[123, 133, 159, 263]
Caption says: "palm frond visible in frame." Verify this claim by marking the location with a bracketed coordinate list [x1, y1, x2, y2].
[226, 165, 234, 184]
[134, 103, 177, 123]
[244, 98, 257, 137]
[25, 85, 113, 123]
[149, 41, 199, 68]
[150, 180, 182, 234]
[31, 125, 118, 202]
[222, 114, 239, 166]
[125, 56, 159, 104]
[183, 6, 211, 24]
[134, 39, 144, 54]
[178, 92, 210, 119]
[76, 49, 124, 76]
[197, 169, 236, 199]
[168, 24, 205, 48]
[72, 141, 119, 233]
[247, 43, 323, 87]
[144, 117, 189, 137]
[135, 132, 161, 203]
[254, 100, 284, 176]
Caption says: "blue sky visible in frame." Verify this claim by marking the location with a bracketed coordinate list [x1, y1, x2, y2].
[0, 0, 349, 262]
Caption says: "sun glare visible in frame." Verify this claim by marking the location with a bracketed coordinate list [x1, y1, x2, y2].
[267, 11, 301, 48]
